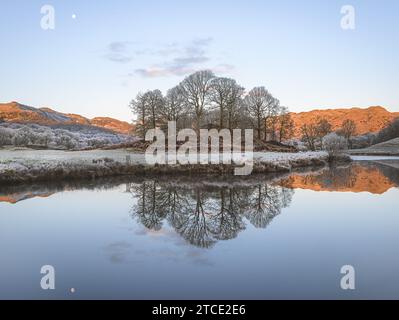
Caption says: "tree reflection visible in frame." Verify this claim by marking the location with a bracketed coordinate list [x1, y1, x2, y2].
[245, 185, 284, 228]
[129, 180, 294, 248]
[208, 188, 246, 241]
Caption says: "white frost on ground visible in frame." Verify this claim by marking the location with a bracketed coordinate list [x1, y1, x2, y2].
[350, 155, 399, 161]
[255, 151, 328, 163]
[0, 122, 133, 150]
[0, 148, 329, 182]
[0, 149, 328, 165]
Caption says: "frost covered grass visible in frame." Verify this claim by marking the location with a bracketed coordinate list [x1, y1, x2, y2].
[0, 122, 133, 150]
[0, 149, 331, 184]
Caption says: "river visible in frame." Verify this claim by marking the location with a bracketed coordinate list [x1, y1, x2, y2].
[1, 159, 398, 299]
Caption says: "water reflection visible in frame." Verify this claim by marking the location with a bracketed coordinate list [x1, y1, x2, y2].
[1, 161, 399, 299]
[128, 180, 293, 248]
[279, 162, 399, 194]
[1, 161, 398, 206]
[1, 161, 399, 249]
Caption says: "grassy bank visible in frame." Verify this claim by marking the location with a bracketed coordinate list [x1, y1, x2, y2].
[347, 137, 399, 156]
[0, 148, 338, 184]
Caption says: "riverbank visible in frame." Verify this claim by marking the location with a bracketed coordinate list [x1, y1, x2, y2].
[0, 148, 337, 184]
[348, 150, 399, 156]
[0, 166, 329, 204]
[347, 137, 399, 156]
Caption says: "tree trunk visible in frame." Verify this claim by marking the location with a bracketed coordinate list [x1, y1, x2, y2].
[195, 113, 201, 138]
[264, 122, 267, 141]
[228, 113, 232, 135]
[142, 109, 146, 140]
[152, 108, 156, 129]
[219, 102, 224, 130]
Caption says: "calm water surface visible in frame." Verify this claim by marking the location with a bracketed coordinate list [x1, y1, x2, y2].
[1, 160, 399, 299]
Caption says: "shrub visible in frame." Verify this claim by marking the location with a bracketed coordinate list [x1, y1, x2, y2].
[0, 127, 13, 146]
[322, 132, 348, 152]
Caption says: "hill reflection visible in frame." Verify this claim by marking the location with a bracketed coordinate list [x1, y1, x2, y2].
[1, 161, 398, 247]
[278, 162, 399, 194]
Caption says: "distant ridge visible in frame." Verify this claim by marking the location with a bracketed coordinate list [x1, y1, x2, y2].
[0, 102, 133, 134]
[290, 106, 399, 137]
[1, 102, 398, 137]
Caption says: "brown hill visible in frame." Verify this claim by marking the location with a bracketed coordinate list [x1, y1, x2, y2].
[2, 102, 397, 138]
[290, 106, 399, 138]
[91, 117, 133, 134]
[0, 102, 133, 134]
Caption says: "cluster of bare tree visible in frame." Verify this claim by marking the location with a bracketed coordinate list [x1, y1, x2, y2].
[129, 70, 294, 142]
[128, 180, 293, 248]
[301, 118, 357, 151]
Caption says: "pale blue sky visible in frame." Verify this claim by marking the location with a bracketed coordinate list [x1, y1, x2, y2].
[1, 0, 398, 121]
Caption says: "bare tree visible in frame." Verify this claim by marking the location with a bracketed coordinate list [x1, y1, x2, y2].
[341, 119, 357, 148]
[244, 87, 279, 140]
[264, 98, 280, 140]
[143, 89, 165, 130]
[129, 92, 147, 140]
[210, 77, 230, 129]
[160, 86, 186, 130]
[225, 81, 245, 133]
[316, 118, 332, 149]
[129, 71, 289, 142]
[210, 77, 244, 130]
[130, 90, 165, 138]
[301, 123, 318, 151]
[179, 70, 215, 135]
[316, 118, 332, 137]
[274, 106, 294, 142]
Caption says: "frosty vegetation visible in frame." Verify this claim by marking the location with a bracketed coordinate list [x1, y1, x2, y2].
[322, 133, 348, 152]
[0, 122, 132, 150]
[129, 70, 399, 153]
[297, 116, 399, 151]
[0, 149, 330, 184]
[298, 118, 356, 151]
